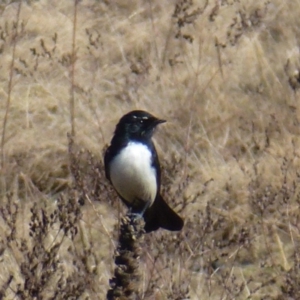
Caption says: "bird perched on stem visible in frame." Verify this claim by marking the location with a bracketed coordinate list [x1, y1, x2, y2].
[104, 110, 184, 233]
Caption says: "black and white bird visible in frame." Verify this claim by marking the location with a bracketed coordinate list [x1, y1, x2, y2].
[104, 110, 184, 233]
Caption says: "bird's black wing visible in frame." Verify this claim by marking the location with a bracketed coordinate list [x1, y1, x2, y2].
[145, 141, 184, 232]
[149, 141, 162, 191]
[104, 146, 112, 182]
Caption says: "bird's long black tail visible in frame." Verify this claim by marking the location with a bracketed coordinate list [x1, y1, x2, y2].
[144, 195, 184, 233]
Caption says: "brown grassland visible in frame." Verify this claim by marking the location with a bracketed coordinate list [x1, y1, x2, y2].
[0, 0, 300, 299]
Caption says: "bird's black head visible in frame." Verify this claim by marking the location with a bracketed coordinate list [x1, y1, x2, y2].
[114, 110, 166, 141]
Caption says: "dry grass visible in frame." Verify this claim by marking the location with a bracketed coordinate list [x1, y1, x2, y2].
[0, 0, 300, 299]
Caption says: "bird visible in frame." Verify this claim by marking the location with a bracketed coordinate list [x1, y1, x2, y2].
[104, 110, 184, 233]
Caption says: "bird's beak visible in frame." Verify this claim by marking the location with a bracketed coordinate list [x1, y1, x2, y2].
[154, 118, 166, 125]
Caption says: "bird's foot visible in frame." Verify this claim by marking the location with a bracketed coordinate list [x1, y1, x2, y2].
[130, 212, 143, 220]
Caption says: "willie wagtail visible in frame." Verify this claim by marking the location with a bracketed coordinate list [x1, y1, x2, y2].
[104, 110, 184, 233]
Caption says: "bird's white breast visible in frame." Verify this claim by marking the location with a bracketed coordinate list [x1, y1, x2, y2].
[109, 142, 157, 205]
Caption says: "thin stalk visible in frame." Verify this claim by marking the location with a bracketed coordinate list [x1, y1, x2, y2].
[1, 1, 22, 170]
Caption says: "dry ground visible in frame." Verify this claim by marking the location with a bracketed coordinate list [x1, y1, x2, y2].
[0, 0, 300, 299]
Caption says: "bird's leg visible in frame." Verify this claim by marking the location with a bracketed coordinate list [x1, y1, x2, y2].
[130, 199, 151, 219]
[140, 200, 151, 216]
